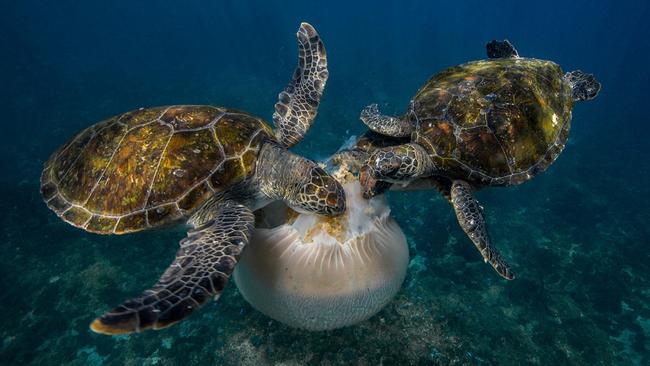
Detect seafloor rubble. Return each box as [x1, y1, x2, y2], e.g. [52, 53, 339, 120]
[1, 140, 648, 365]
[0, 80, 647, 364]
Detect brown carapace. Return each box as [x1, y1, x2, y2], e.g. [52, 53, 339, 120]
[411, 58, 573, 186]
[41, 106, 272, 235]
[353, 39, 600, 280]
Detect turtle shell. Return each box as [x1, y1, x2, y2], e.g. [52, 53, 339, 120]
[411, 58, 573, 186]
[41, 106, 273, 234]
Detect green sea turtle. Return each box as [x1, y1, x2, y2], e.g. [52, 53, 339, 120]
[355, 40, 601, 280]
[40, 23, 345, 334]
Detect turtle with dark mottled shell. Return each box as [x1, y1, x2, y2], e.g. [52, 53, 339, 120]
[352, 40, 601, 279]
[40, 23, 345, 334]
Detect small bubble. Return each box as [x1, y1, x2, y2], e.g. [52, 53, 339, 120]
[48, 276, 60, 284]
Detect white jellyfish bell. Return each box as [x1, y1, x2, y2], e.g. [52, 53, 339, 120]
[234, 144, 409, 331]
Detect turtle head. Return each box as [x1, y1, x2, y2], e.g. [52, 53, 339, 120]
[257, 143, 346, 217]
[564, 70, 601, 102]
[290, 165, 346, 216]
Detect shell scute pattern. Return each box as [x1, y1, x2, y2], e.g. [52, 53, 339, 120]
[177, 182, 214, 212]
[42, 106, 273, 234]
[147, 128, 222, 207]
[46, 117, 110, 185]
[85, 122, 172, 215]
[115, 211, 148, 233]
[147, 203, 181, 227]
[57, 120, 128, 205]
[412, 58, 572, 185]
[86, 215, 118, 233]
[160, 106, 224, 130]
[119, 107, 167, 129]
[209, 113, 272, 188]
[61, 206, 92, 228]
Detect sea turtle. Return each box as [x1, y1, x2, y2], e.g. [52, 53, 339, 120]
[40, 23, 346, 334]
[355, 40, 601, 280]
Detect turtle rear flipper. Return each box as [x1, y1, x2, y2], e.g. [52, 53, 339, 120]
[486, 39, 519, 59]
[564, 70, 601, 101]
[450, 180, 515, 280]
[273, 22, 329, 148]
[90, 201, 254, 334]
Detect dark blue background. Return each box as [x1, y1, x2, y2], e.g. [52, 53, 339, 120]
[1, 1, 649, 364]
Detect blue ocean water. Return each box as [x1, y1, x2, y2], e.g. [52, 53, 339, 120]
[1, 0, 649, 364]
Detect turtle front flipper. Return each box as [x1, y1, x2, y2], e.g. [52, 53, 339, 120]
[359, 143, 435, 198]
[329, 149, 369, 173]
[450, 180, 515, 280]
[329, 130, 412, 174]
[486, 39, 519, 59]
[90, 201, 254, 335]
[360, 104, 413, 138]
[273, 22, 329, 148]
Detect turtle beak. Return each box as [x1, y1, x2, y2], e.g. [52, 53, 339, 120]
[321, 174, 346, 216]
[308, 166, 346, 216]
[293, 166, 346, 217]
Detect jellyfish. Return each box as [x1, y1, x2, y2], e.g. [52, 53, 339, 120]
[234, 145, 409, 330]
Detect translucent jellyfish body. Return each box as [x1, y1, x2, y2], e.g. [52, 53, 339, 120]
[234, 163, 408, 330]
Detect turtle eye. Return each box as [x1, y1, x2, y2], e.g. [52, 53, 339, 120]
[295, 167, 346, 216]
[316, 171, 346, 216]
[320, 177, 346, 215]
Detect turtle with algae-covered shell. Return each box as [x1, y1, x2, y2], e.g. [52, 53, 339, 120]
[354, 40, 601, 279]
[40, 23, 346, 334]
